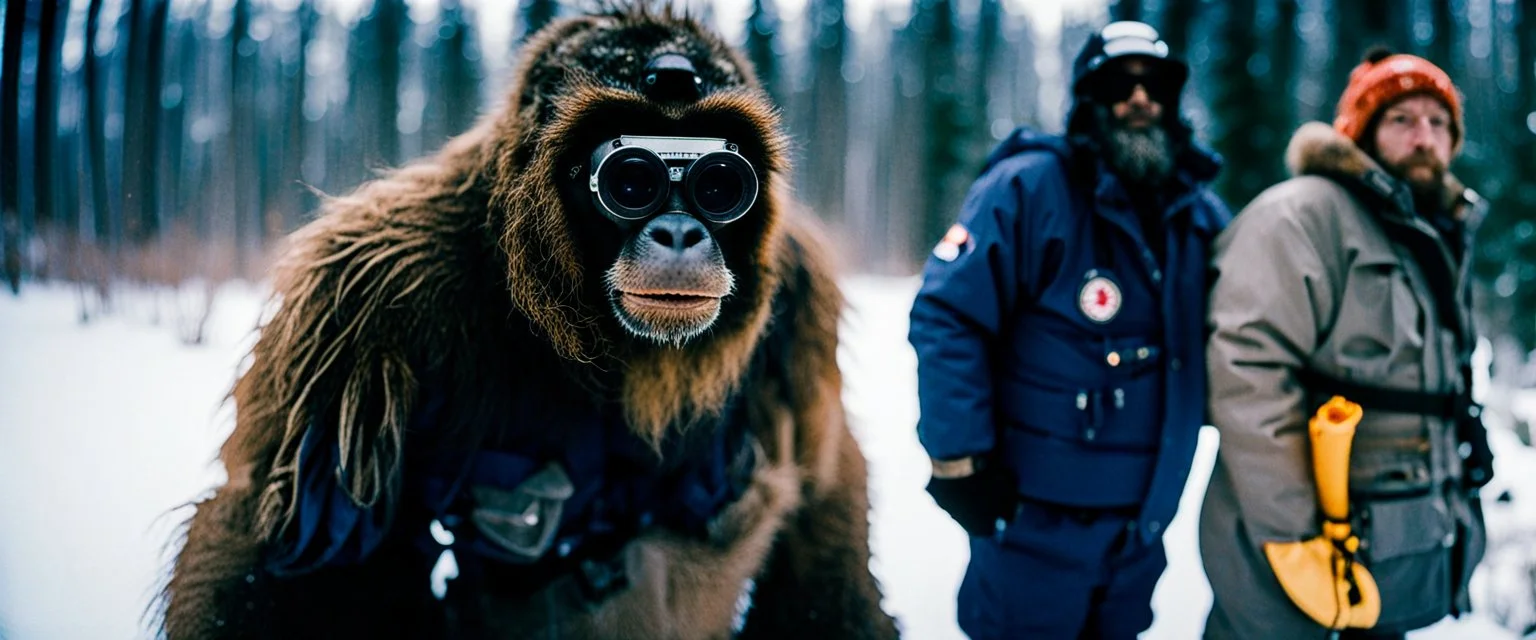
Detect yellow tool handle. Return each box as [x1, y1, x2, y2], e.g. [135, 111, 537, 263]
[1309, 396, 1363, 525]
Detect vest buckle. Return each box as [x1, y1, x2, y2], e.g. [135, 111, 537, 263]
[470, 462, 575, 563]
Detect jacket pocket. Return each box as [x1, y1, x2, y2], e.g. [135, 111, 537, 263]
[1333, 260, 1425, 380]
[1358, 492, 1453, 630]
[1348, 446, 1432, 499]
[999, 383, 1086, 442]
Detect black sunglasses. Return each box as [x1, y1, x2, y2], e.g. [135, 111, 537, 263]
[1089, 70, 1178, 105]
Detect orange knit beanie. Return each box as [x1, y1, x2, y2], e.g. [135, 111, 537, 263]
[1333, 48, 1463, 153]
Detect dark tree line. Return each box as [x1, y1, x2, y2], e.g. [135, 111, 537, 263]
[0, 0, 1532, 358]
[1107, 0, 1535, 360]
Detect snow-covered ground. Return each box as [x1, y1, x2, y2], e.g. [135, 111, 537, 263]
[1, 278, 1531, 639]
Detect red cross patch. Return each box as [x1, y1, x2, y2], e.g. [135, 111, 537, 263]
[1078, 275, 1122, 323]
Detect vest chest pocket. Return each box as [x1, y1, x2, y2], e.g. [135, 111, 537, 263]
[470, 461, 575, 563]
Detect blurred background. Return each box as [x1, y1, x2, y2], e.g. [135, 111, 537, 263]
[2, 1, 1536, 638]
[0, 0, 1532, 358]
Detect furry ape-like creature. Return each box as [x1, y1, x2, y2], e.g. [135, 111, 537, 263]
[159, 7, 897, 639]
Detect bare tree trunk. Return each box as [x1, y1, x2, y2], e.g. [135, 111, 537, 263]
[1210, 0, 1262, 208]
[159, 16, 193, 236]
[917, 0, 967, 258]
[1428, 0, 1455, 69]
[1329, 0, 1412, 108]
[517, 0, 559, 44]
[803, 0, 849, 231]
[1269, 0, 1299, 169]
[1110, 0, 1144, 22]
[123, 0, 169, 248]
[1, 0, 27, 293]
[279, 3, 316, 232]
[744, 0, 781, 103]
[85, 0, 115, 267]
[230, 0, 258, 275]
[33, 0, 65, 280]
[437, 1, 478, 142]
[1158, 0, 1199, 77]
[1506, 0, 1536, 351]
[344, 0, 406, 194]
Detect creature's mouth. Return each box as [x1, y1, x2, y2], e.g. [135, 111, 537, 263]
[611, 288, 726, 344]
[618, 290, 722, 312]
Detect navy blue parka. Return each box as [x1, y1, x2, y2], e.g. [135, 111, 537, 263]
[909, 127, 1230, 544]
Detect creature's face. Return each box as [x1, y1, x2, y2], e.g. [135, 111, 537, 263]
[588, 135, 759, 343]
[511, 12, 783, 350]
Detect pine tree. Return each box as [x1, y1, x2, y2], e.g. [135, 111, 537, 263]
[2, 0, 27, 292]
[122, 0, 169, 245]
[744, 0, 780, 102]
[84, 0, 115, 256]
[913, 0, 967, 259]
[801, 0, 849, 226]
[517, 0, 559, 45]
[1328, 0, 1412, 106]
[347, 0, 406, 181]
[1474, 0, 1536, 352]
[433, 0, 480, 146]
[33, 0, 65, 254]
[1110, 0, 1144, 22]
[230, 0, 260, 272]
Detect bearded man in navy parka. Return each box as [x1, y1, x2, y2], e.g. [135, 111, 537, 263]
[908, 21, 1232, 639]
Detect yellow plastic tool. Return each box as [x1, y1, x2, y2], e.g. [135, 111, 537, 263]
[1263, 395, 1381, 630]
[1311, 396, 1362, 522]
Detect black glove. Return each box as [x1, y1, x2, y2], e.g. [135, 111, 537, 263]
[926, 459, 1016, 538]
[1458, 404, 1495, 490]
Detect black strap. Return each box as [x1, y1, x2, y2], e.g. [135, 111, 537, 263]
[1294, 367, 1464, 421]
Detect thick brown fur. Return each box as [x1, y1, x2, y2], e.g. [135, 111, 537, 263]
[160, 5, 896, 639]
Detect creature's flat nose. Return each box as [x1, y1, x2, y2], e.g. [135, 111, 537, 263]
[643, 213, 710, 255]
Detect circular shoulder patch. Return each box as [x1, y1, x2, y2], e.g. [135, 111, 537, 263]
[1078, 275, 1122, 324]
[932, 224, 971, 262]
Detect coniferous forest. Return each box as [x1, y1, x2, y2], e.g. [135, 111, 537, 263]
[0, 0, 1533, 370]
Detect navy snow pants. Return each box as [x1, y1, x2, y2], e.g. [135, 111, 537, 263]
[957, 499, 1166, 640]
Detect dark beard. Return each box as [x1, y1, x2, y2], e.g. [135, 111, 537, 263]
[1382, 152, 1449, 215]
[1094, 106, 1174, 187]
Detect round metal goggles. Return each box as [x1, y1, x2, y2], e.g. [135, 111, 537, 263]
[588, 136, 759, 225]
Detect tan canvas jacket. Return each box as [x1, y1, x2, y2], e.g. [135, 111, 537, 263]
[1199, 122, 1487, 638]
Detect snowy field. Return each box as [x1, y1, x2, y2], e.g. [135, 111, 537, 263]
[1, 277, 1532, 639]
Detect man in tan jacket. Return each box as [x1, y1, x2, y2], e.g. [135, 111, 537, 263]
[1201, 49, 1493, 639]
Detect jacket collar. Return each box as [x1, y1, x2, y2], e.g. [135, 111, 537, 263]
[1283, 122, 1478, 222]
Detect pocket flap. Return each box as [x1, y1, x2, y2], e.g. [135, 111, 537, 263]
[1362, 493, 1451, 562]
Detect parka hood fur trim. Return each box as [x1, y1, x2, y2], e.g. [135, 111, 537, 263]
[1284, 121, 1468, 214]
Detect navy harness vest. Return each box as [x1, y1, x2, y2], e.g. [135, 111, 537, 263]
[998, 159, 1213, 511]
[264, 375, 757, 602]
[998, 204, 1166, 508]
